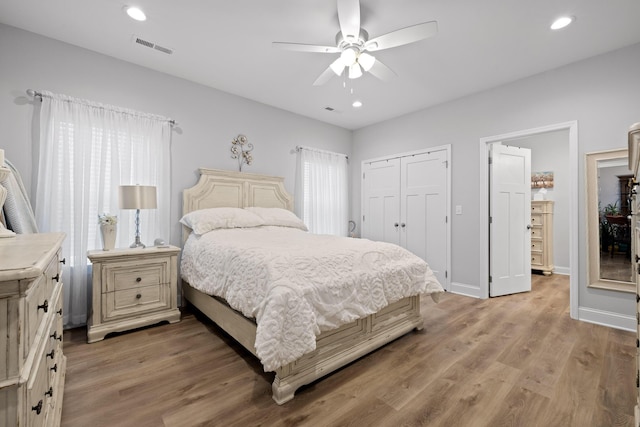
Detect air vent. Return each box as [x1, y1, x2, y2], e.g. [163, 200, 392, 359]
[133, 35, 174, 55]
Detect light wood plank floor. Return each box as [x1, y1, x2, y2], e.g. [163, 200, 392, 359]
[62, 274, 635, 426]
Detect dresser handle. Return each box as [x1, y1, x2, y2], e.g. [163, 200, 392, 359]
[46, 349, 55, 359]
[52, 273, 60, 282]
[136, 293, 142, 299]
[60, 258, 66, 265]
[51, 363, 58, 373]
[45, 387, 53, 398]
[136, 277, 142, 282]
[32, 400, 43, 414]
[50, 331, 62, 342]
[57, 308, 63, 316]
[38, 300, 49, 313]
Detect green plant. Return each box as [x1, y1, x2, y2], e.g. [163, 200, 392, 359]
[602, 201, 620, 216]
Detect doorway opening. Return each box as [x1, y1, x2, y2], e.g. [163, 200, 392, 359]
[479, 121, 578, 319]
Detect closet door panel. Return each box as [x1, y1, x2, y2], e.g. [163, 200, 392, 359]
[401, 152, 448, 285]
[362, 159, 401, 245]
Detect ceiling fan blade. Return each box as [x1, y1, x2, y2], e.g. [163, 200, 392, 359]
[365, 21, 438, 52]
[272, 42, 340, 53]
[313, 63, 340, 86]
[337, 0, 360, 41]
[367, 59, 397, 82]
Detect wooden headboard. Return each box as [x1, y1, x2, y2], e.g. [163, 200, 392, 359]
[182, 168, 293, 243]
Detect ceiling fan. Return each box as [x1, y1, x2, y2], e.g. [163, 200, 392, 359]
[272, 0, 438, 86]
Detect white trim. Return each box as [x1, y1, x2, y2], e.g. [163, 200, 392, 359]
[553, 266, 570, 275]
[361, 144, 452, 291]
[577, 306, 635, 332]
[450, 282, 481, 298]
[479, 121, 579, 320]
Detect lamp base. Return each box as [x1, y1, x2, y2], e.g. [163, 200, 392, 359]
[129, 241, 146, 248]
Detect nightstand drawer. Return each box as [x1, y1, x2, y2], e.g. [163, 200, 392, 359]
[531, 253, 543, 266]
[103, 283, 171, 321]
[102, 259, 169, 293]
[25, 275, 47, 355]
[531, 213, 543, 226]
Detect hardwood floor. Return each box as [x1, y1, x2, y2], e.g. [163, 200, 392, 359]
[61, 274, 636, 426]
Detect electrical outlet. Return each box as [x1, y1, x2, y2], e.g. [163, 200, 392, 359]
[455, 205, 463, 215]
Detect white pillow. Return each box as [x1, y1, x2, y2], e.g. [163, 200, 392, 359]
[180, 207, 264, 235]
[245, 207, 308, 231]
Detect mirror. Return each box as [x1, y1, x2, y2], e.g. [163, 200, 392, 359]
[586, 148, 635, 292]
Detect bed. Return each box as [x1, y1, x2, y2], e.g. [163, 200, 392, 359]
[180, 168, 443, 404]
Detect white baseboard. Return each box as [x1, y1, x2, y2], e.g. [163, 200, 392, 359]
[553, 266, 570, 275]
[578, 306, 635, 332]
[450, 282, 481, 298]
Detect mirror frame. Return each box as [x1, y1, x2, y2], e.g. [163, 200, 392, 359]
[586, 148, 635, 293]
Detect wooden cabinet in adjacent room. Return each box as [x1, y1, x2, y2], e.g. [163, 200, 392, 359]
[531, 200, 554, 275]
[0, 232, 66, 427]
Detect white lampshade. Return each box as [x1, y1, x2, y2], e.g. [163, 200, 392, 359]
[348, 63, 363, 79]
[340, 47, 357, 67]
[119, 185, 157, 210]
[358, 52, 376, 71]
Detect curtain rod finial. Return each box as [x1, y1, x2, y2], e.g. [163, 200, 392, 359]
[26, 89, 36, 97]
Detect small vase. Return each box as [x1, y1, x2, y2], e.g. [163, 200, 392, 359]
[100, 224, 117, 251]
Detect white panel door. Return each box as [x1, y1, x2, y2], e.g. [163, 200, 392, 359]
[400, 152, 448, 286]
[490, 144, 532, 297]
[362, 158, 401, 245]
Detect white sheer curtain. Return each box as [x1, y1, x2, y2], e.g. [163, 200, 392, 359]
[34, 91, 172, 327]
[295, 146, 348, 236]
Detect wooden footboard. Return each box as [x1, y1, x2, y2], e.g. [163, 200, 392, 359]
[183, 282, 423, 404]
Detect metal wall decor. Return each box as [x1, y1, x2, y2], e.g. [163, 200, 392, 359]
[230, 134, 253, 171]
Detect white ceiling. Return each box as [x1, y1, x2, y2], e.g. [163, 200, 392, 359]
[2, 0, 640, 130]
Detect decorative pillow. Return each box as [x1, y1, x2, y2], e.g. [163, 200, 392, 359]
[245, 207, 308, 231]
[180, 207, 264, 235]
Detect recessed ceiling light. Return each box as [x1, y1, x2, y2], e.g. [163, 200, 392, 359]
[550, 16, 574, 30]
[352, 101, 363, 108]
[126, 6, 147, 22]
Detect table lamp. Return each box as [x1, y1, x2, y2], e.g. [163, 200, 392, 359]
[119, 185, 157, 248]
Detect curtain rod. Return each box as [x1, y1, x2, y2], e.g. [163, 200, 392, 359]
[296, 145, 348, 160]
[25, 89, 178, 126]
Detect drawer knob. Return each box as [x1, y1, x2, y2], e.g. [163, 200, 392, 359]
[38, 300, 49, 313]
[136, 277, 142, 282]
[60, 258, 66, 265]
[52, 273, 60, 282]
[46, 349, 55, 359]
[51, 363, 58, 373]
[57, 308, 63, 316]
[136, 293, 142, 299]
[45, 387, 53, 398]
[32, 400, 43, 415]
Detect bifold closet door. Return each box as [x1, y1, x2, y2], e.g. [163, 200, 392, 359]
[400, 152, 448, 286]
[361, 158, 401, 245]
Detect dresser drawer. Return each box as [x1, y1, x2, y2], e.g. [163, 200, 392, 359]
[102, 259, 170, 293]
[44, 248, 63, 299]
[25, 276, 47, 355]
[531, 240, 544, 253]
[102, 283, 171, 321]
[531, 213, 544, 226]
[27, 344, 50, 427]
[47, 296, 64, 386]
[530, 227, 543, 239]
[531, 253, 543, 266]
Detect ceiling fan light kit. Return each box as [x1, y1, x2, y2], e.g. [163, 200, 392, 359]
[273, 0, 438, 86]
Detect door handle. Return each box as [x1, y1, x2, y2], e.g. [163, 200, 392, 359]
[401, 223, 406, 228]
[394, 223, 399, 228]
[526, 224, 532, 230]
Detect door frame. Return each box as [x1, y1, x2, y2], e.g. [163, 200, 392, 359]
[361, 144, 451, 291]
[478, 121, 578, 319]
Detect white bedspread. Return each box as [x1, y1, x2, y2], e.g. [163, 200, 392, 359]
[181, 226, 444, 371]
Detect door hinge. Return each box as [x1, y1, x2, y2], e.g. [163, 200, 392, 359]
[444, 160, 449, 168]
[445, 215, 448, 223]
[489, 275, 492, 283]
[489, 216, 493, 224]
[362, 215, 365, 222]
[488, 156, 493, 165]
[445, 271, 448, 278]
[363, 172, 365, 179]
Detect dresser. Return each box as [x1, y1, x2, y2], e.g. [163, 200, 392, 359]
[87, 245, 181, 343]
[530, 200, 554, 275]
[0, 232, 66, 427]
[628, 121, 640, 427]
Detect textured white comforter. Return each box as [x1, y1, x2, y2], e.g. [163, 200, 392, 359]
[180, 226, 444, 371]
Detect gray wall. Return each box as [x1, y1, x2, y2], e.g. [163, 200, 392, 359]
[352, 42, 640, 324]
[0, 24, 352, 246]
[509, 130, 570, 274]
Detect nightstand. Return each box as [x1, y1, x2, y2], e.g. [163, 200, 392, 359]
[87, 245, 181, 343]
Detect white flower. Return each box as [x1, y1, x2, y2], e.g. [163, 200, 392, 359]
[98, 213, 118, 225]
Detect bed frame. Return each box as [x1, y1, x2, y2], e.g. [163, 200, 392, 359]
[181, 168, 424, 404]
